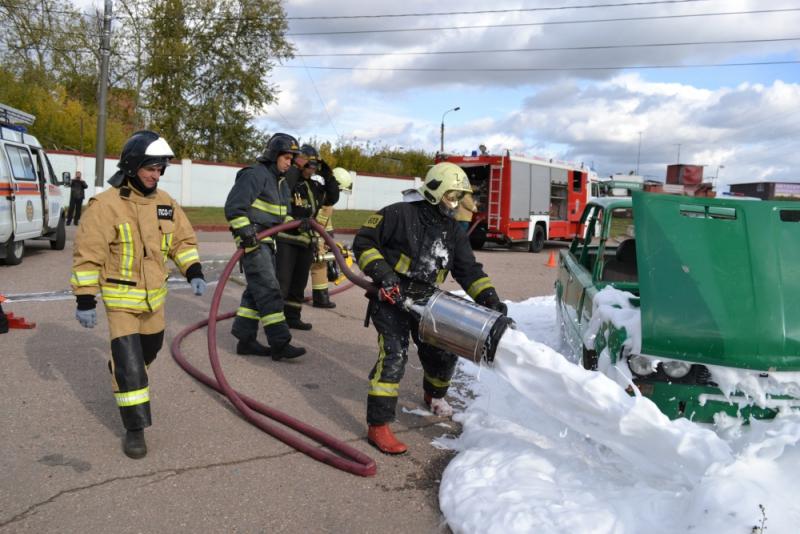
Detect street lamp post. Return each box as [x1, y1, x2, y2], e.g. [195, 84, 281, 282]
[440, 106, 460, 153]
[714, 165, 725, 188]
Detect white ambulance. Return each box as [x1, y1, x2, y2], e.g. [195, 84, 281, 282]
[0, 103, 68, 265]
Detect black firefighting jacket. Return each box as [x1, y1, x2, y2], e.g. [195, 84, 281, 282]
[278, 167, 340, 248]
[224, 161, 291, 244]
[353, 200, 496, 302]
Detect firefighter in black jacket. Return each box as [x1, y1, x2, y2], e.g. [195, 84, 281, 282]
[353, 162, 508, 455]
[224, 133, 306, 361]
[276, 144, 339, 330]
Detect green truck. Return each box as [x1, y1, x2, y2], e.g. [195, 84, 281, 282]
[555, 191, 800, 422]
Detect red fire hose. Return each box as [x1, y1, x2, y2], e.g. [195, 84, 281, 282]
[171, 219, 378, 476]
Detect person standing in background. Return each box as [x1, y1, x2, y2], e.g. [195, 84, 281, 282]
[309, 167, 350, 309]
[66, 171, 88, 225]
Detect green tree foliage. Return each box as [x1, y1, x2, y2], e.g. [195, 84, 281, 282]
[317, 139, 434, 178]
[139, 0, 293, 161]
[0, 66, 128, 153]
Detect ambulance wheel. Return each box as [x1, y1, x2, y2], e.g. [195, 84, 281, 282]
[529, 225, 545, 253]
[50, 215, 66, 250]
[4, 237, 24, 265]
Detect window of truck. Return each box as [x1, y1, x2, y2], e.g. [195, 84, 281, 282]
[5, 145, 36, 180]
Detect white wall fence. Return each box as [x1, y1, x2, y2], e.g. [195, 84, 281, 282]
[48, 151, 422, 211]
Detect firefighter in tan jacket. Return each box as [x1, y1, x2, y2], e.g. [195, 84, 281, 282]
[71, 131, 205, 459]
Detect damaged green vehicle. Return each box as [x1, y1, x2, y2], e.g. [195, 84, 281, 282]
[555, 191, 800, 422]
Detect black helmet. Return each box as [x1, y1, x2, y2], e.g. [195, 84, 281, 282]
[299, 144, 319, 167]
[109, 130, 174, 186]
[258, 133, 301, 163]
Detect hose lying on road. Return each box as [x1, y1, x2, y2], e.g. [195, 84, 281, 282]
[171, 219, 378, 477]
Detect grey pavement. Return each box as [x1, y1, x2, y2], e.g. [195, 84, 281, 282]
[0, 225, 558, 534]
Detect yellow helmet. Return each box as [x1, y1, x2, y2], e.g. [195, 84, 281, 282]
[332, 167, 353, 192]
[420, 162, 471, 205]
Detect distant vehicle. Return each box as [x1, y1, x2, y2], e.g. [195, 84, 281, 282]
[590, 175, 645, 198]
[0, 103, 68, 265]
[437, 152, 590, 252]
[556, 192, 800, 422]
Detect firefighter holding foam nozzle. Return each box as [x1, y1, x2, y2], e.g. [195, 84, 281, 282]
[275, 144, 339, 329]
[309, 166, 352, 309]
[224, 133, 306, 361]
[71, 130, 206, 459]
[353, 161, 508, 455]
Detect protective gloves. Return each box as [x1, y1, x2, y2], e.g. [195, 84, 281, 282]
[190, 278, 206, 296]
[378, 272, 403, 306]
[76, 309, 97, 328]
[477, 289, 508, 316]
[234, 224, 259, 250]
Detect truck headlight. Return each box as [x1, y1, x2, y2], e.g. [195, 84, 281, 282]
[661, 360, 691, 378]
[628, 355, 656, 377]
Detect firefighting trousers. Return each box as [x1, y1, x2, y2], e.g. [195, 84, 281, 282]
[231, 242, 291, 349]
[276, 241, 313, 321]
[366, 299, 458, 425]
[310, 260, 328, 291]
[106, 307, 165, 430]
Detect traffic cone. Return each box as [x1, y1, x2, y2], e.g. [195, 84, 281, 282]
[545, 250, 557, 268]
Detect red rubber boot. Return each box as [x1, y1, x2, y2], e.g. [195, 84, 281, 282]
[367, 424, 408, 455]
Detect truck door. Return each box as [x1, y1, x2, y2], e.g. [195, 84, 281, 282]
[30, 147, 61, 230]
[4, 143, 42, 239]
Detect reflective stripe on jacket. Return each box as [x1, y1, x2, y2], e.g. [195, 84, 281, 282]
[71, 185, 200, 313]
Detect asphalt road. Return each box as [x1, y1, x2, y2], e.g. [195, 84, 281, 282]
[0, 226, 559, 534]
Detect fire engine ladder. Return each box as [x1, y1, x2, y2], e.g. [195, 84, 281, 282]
[487, 164, 503, 230]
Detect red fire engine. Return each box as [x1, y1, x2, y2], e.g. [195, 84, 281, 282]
[438, 152, 590, 252]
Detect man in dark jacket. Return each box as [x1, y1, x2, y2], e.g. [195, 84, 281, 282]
[66, 171, 88, 225]
[276, 144, 339, 330]
[353, 162, 508, 455]
[224, 133, 306, 361]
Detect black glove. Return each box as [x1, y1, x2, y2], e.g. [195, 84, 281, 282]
[234, 225, 259, 250]
[298, 218, 312, 233]
[378, 272, 403, 305]
[318, 159, 333, 179]
[477, 289, 508, 316]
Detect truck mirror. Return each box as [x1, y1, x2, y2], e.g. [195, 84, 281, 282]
[62, 171, 71, 185]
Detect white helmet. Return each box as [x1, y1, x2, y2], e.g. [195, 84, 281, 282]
[420, 162, 471, 205]
[332, 167, 353, 192]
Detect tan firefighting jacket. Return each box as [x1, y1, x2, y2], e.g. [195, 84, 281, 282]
[71, 185, 200, 313]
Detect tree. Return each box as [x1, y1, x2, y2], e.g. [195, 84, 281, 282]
[141, 0, 294, 161]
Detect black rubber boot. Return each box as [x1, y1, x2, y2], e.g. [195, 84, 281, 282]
[271, 343, 306, 361]
[312, 289, 336, 309]
[287, 318, 312, 331]
[123, 429, 147, 459]
[236, 338, 271, 356]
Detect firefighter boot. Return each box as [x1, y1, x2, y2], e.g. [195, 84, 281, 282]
[236, 338, 271, 357]
[287, 317, 313, 331]
[367, 424, 408, 455]
[123, 429, 147, 459]
[312, 289, 336, 309]
[424, 393, 454, 417]
[271, 343, 306, 361]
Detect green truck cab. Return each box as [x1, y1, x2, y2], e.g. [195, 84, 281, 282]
[555, 191, 800, 422]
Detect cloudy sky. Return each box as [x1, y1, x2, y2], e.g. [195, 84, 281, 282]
[255, 0, 800, 184]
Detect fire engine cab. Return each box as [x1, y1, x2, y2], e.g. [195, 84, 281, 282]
[0, 103, 68, 265]
[438, 152, 590, 252]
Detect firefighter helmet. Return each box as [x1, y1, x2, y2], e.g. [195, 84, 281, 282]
[258, 133, 301, 163]
[419, 162, 471, 205]
[332, 167, 352, 192]
[108, 130, 174, 186]
[300, 144, 319, 168]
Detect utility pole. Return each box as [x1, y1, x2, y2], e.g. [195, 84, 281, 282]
[94, 0, 112, 187]
[636, 131, 642, 175]
[674, 143, 682, 164]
